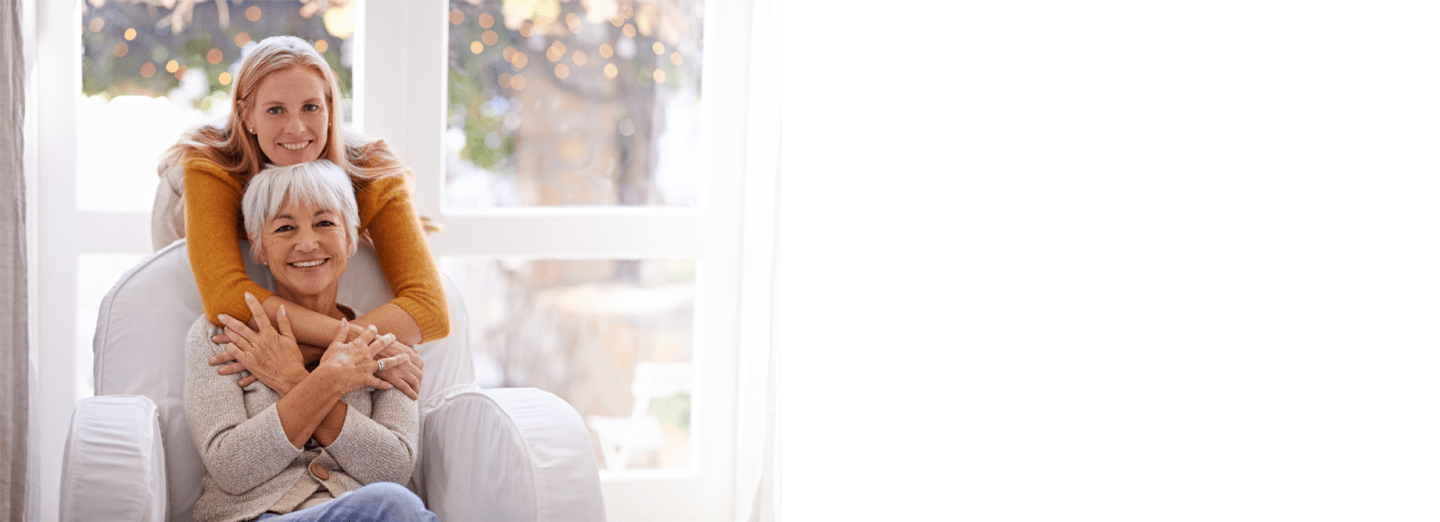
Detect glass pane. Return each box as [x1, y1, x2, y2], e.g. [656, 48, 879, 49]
[441, 257, 695, 470]
[445, 0, 704, 208]
[79, 0, 356, 212]
[76, 254, 148, 398]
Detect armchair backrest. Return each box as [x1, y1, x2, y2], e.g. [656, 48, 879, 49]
[92, 239, 474, 521]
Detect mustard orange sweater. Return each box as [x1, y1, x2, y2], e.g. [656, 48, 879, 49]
[183, 154, 449, 343]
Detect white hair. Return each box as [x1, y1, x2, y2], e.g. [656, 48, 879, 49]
[242, 159, 360, 262]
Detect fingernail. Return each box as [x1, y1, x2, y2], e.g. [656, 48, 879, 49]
[244, 292, 254, 300]
[279, 305, 286, 317]
[218, 314, 230, 322]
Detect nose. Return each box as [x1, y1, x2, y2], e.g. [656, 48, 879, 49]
[282, 113, 307, 135]
[293, 226, 320, 252]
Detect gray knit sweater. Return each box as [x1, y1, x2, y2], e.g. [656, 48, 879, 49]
[183, 317, 418, 522]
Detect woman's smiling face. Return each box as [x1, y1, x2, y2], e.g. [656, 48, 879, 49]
[244, 66, 330, 167]
[258, 196, 350, 302]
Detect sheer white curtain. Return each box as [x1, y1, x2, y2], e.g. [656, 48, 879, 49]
[0, 0, 27, 519]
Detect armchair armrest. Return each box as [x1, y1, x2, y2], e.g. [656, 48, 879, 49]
[415, 385, 605, 522]
[60, 395, 168, 522]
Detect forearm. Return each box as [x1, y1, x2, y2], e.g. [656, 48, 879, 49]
[275, 367, 345, 449]
[261, 295, 421, 347]
[312, 402, 347, 446]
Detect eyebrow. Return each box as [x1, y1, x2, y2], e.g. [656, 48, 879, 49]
[260, 97, 324, 106]
[271, 209, 334, 221]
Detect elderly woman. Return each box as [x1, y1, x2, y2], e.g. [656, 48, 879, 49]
[184, 160, 436, 522]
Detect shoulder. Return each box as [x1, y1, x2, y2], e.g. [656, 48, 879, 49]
[182, 155, 243, 187]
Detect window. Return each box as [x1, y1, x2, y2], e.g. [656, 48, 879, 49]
[36, 1, 760, 519]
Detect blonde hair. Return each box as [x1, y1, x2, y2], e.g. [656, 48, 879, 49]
[161, 36, 407, 183]
[242, 160, 360, 263]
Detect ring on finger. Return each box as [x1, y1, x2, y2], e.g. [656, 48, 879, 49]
[378, 359, 387, 371]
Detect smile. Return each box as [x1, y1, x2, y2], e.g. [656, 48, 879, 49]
[280, 141, 311, 150]
[289, 259, 327, 268]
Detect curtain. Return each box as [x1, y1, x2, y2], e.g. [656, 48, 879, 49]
[0, 0, 27, 519]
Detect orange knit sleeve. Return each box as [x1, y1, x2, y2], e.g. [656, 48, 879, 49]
[356, 174, 450, 342]
[183, 157, 275, 325]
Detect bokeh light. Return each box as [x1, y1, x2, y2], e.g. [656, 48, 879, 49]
[246, 6, 262, 22]
[510, 74, 526, 90]
[235, 32, 251, 47]
[478, 12, 495, 29]
[670, 52, 683, 66]
[572, 50, 588, 65]
[206, 48, 222, 64]
[555, 63, 570, 80]
[165, 60, 179, 73]
[139, 62, 155, 78]
[449, 9, 464, 25]
[219, 72, 232, 85]
[604, 63, 617, 79]
[653, 69, 666, 83]
[653, 42, 664, 54]
[482, 29, 498, 46]
[89, 17, 104, 32]
[623, 24, 636, 38]
[470, 41, 484, 54]
[112, 42, 128, 58]
[599, 43, 614, 58]
[124, 28, 136, 41]
[314, 40, 328, 53]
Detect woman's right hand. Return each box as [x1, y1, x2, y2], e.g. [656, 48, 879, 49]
[317, 321, 406, 395]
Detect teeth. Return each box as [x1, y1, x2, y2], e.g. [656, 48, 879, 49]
[291, 259, 325, 268]
[281, 141, 309, 150]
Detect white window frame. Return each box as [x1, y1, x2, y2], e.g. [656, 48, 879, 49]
[32, 1, 774, 520]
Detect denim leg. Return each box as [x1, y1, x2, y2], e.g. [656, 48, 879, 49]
[255, 482, 437, 522]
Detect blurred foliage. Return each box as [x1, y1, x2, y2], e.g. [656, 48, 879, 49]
[447, 0, 703, 173]
[81, 0, 352, 111]
[654, 391, 691, 433]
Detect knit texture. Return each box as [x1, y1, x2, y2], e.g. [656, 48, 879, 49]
[184, 317, 418, 522]
[182, 153, 449, 342]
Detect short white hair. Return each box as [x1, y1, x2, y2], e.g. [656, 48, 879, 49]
[242, 159, 359, 262]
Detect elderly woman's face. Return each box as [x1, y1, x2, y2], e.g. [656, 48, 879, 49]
[258, 197, 349, 299]
[244, 67, 329, 167]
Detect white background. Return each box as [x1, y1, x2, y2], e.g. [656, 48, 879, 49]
[778, 0, 1440, 520]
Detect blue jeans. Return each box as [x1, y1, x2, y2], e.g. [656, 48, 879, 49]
[255, 482, 437, 522]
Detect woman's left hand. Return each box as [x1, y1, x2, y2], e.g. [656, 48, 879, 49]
[374, 340, 424, 400]
[217, 293, 308, 396]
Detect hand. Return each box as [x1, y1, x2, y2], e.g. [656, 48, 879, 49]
[317, 322, 397, 395]
[216, 293, 308, 396]
[374, 339, 424, 400]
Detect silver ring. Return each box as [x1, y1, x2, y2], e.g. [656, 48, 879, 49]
[377, 359, 386, 371]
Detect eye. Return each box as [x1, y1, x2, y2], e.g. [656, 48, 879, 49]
[317, 220, 336, 228]
[304, 104, 321, 112]
[266, 106, 282, 115]
[272, 224, 294, 233]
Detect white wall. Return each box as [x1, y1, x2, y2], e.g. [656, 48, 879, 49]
[778, 1, 1440, 519]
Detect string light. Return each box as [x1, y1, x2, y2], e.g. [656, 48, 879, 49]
[314, 40, 328, 53]
[449, 9, 464, 25]
[471, 41, 484, 54]
[479, 12, 495, 29]
[599, 43, 613, 58]
[206, 48, 223, 64]
[124, 28, 136, 41]
[219, 72, 232, 85]
[652, 42, 664, 54]
[622, 24, 636, 38]
[235, 32, 251, 47]
[246, 6, 262, 22]
[653, 69, 666, 83]
[554, 63, 569, 79]
[89, 17, 104, 32]
[140, 62, 155, 78]
[572, 50, 588, 65]
[510, 74, 527, 90]
[604, 63, 617, 79]
[166, 60, 179, 73]
[482, 30, 499, 46]
[113, 42, 128, 58]
[670, 52, 682, 66]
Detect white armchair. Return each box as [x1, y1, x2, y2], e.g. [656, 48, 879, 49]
[58, 240, 605, 521]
